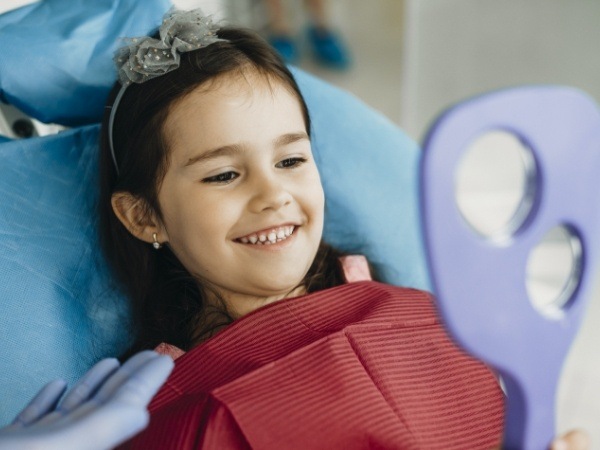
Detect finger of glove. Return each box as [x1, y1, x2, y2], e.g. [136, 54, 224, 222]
[58, 358, 120, 413]
[93, 351, 165, 404]
[48, 403, 150, 450]
[59, 354, 173, 426]
[10, 379, 67, 427]
[109, 354, 174, 408]
[65, 355, 174, 450]
[55, 355, 174, 436]
[32, 359, 120, 427]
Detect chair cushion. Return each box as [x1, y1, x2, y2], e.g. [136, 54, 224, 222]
[0, 126, 130, 424]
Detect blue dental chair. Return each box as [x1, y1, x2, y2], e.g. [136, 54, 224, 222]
[0, 0, 429, 425]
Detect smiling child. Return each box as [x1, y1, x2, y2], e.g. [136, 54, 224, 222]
[100, 8, 504, 449]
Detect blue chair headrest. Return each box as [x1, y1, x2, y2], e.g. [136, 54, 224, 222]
[0, 126, 130, 424]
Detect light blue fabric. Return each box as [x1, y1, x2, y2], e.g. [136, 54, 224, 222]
[0, 1, 430, 427]
[0, 127, 130, 426]
[0, 0, 171, 126]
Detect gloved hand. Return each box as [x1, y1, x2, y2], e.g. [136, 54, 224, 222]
[0, 350, 173, 450]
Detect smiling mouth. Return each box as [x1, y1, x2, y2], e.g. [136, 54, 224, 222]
[236, 226, 296, 245]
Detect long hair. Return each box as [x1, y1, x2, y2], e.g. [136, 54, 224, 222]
[99, 27, 346, 357]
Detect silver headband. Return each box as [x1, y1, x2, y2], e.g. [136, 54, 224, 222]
[108, 8, 225, 175]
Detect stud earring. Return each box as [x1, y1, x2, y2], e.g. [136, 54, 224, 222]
[152, 232, 162, 250]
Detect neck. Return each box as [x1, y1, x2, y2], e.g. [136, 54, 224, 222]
[211, 285, 308, 320]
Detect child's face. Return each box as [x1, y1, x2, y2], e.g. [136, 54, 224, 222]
[156, 72, 324, 312]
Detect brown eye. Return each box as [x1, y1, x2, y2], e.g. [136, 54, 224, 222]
[202, 171, 239, 184]
[276, 157, 307, 169]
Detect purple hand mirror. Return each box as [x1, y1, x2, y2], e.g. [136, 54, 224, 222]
[420, 86, 600, 449]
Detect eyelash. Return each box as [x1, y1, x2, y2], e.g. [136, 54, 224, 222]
[276, 157, 307, 169]
[201, 157, 308, 184]
[202, 171, 239, 184]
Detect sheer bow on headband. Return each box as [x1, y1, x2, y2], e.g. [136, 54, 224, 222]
[114, 7, 225, 85]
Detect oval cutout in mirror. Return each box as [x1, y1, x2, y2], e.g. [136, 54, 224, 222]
[455, 130, 537, 240]
[526, 225, 582, 319]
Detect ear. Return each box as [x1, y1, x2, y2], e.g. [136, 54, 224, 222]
[111, 192, 167, 245]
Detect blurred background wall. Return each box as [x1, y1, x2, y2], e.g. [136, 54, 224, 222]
[402, 0, 600, 140]
[175, 0, 405, 129]
[178, 0, 600, 141]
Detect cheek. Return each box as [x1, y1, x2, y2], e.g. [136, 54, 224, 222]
[161, 186, 243, 249]
[157, 184, 209, 245]
[168, 202, 220, 242]
[302, 169, 326, 226]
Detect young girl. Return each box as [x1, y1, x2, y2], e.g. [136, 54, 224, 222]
[101, 8, 499, 450]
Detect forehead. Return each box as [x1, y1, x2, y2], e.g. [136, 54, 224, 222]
[163, 69, 305, 154]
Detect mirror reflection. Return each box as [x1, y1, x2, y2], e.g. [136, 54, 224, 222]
[526, 225, 583, 319]
[455, 130, 537, 240]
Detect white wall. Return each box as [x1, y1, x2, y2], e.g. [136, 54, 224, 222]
[0, 0, 38, 15]
[401, 0, 600, 140]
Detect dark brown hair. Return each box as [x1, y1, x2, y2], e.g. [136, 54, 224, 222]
[99, 27, 346, 357]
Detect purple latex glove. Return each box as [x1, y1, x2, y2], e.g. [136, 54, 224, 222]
[0, 351, 173, 450]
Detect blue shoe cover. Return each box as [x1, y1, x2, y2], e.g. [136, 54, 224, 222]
[307, 26, 351, 69]
[268, 34, 299, 64]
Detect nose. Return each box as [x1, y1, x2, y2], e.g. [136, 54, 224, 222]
[247, 170, 293, 213]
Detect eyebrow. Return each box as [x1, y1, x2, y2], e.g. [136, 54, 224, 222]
[274, 131, 309, 147]
[184, 132, 309, 168]
[184, 144, 243, 167]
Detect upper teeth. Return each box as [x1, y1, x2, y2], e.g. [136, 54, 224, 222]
[239, 226, 295, 245]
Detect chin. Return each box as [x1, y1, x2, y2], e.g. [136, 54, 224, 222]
[252, 277, 306, 297]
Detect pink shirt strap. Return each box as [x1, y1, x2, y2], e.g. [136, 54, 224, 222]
[154, 255, 372, 360]
[339, 255, 372, 283]
[154, 342, 186, 361]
